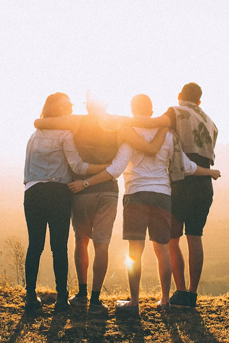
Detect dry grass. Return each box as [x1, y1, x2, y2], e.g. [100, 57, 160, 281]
[0, 286, 229, 342]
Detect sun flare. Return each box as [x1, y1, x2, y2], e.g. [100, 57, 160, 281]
[125, 255, 134, 271]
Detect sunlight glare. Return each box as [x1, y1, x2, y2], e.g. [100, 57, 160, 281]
[125, 254, 134, 271]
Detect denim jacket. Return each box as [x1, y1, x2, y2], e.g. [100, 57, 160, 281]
[24, 130, 89, 185]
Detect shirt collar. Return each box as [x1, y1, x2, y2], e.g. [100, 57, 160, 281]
[179, 100, 197, 107]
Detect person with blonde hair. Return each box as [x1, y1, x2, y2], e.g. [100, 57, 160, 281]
[34, 93, 168, 314]
[24, 92, 108, 311]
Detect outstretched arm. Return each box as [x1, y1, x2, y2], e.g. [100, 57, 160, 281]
[34, 115, 82, 135]
[118, 126, 169, 156]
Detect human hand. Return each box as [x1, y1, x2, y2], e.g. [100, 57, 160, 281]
[210, 169, 221, 180]
[68, 180, 84, 193]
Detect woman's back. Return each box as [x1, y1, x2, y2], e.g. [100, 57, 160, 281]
[24, 129, 88, 185]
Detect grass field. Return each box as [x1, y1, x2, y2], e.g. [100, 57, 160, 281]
[1, 286, 229, 342]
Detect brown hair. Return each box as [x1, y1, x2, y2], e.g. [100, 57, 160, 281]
[41, 92, 73, 118]
[181, 83, 202, 104]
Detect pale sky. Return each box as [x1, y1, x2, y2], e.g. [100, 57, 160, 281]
[1, 0, 229, 170]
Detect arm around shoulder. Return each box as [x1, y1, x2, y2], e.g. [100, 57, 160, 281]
[34, 115, 82, 134]
[129, 113, 171, 129]
[68, 170, 113, 193]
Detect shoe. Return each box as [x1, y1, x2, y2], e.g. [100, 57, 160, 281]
[25, 293, 42, 311]
[116, 300, 139, 314]
[156, 300, 171, 313]
[69, 294, 88, 307]
[190, 292, 197, 308]
[88, 300, 108, 314]
[55, 292, 70, 312]
[55, 298, 70, 312]
[170, 290, 190, 308]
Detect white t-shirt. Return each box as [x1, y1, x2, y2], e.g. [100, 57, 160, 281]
[106, 128, 197, 196]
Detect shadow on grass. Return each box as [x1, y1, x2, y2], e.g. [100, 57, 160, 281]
[85, 312, 108, 342]
[7, 308, 43, 343]
[161, 308, 220, 343]
[47, 307, 108, 342]
[115, 311, 145, 343]
[46, 310, 70, 342]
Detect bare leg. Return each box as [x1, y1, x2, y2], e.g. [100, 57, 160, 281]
[187, 235, 203, 293]
[169, 237, 186, 291]
[127, 240, 145, 306]
[153, 242, 172, 304]
[74, 236, 89, 284]
[92, 243, 109, 292]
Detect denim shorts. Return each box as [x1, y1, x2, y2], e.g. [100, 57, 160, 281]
[123, 191, 171, 244]
[72, 192, 118, 244]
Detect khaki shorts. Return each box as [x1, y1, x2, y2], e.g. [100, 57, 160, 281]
[72, 192, 118, 244]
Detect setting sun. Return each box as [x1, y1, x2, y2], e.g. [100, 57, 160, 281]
[0, 4, 229, 343]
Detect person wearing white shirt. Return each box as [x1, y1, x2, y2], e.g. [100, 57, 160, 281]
[69, 94, 220, 313]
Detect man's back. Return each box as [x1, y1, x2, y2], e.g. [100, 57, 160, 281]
[123, 128, 173, 195]
[164, 100, 217, 190]
[74, 115, 119, 164]
[173, 101, 217, 163]
[166, 83, 218, 309]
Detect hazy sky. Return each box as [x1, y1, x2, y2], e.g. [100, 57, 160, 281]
[1, 0, 229, 169]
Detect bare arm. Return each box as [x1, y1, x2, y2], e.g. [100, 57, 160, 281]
[34, 115, 82, 135]
[68, 143, 133, 193]
[86, 164, 109, 174]
[118, 126, 169, 156]
[63, 131, 109, 176]
[180, 144, 221, 180]
[68, 170, 113, 193]
[121, 113, 171, 129]
[193, 166, 221, 180]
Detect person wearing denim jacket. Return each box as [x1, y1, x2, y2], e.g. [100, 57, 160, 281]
[24, 93, 108, 312]
[24, 129, 89, 185]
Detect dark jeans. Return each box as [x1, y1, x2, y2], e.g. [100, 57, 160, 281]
[24, 182, 72, 296]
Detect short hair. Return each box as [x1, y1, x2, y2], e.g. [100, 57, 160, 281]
[130, 94, 152, 117]
[181, 83, 202, 104]
[41, 92, 72, 118]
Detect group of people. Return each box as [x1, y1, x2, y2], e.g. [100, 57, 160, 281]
[23, 82, 220, 314]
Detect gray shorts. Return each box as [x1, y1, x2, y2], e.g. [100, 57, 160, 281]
[123, 191, 171, 244]
[72, 192, 118, 244]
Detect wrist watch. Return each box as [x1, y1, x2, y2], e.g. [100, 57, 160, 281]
[83, 179, 90, 188]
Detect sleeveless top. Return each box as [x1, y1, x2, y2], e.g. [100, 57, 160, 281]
[74, 115, 119, 194]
